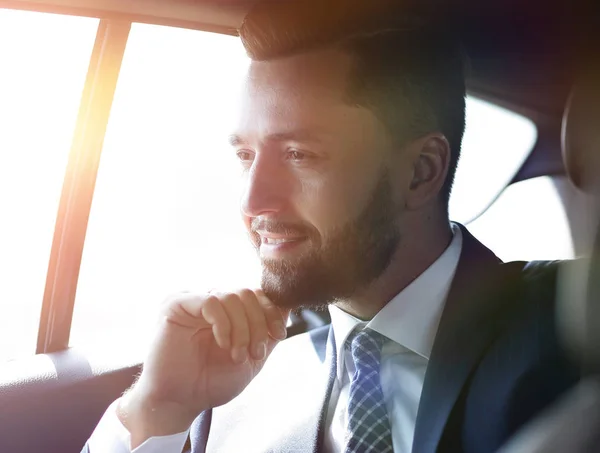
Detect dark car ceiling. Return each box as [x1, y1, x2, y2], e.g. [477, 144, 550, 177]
[3, 0, 597, 180]
[459, 1, 585, 117]
[450, 0, 597, 181]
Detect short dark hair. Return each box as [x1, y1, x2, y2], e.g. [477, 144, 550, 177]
[239, 1, 466, 208]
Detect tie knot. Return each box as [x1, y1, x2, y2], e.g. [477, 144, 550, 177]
[349, 328, 387, 369]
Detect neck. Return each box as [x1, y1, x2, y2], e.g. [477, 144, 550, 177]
[335, 215, 453, 320]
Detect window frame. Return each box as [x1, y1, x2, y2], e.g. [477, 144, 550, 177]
[35, 18, 131, 354]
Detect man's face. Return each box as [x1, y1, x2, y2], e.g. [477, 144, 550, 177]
[230, 48, 411, 309]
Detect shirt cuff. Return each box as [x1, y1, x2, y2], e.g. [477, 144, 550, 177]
[87, 398, 190, 453]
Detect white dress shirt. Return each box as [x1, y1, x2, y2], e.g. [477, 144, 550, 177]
[88, 224, 462, 453]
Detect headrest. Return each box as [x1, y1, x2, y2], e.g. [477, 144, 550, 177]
[562, 62, 600, 194]
[558, 55, 600, 374]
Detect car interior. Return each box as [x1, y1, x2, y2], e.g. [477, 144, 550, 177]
[0, 0, 597, 452]
[498, 56, 600, 453]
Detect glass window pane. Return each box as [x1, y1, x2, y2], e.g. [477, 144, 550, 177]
[70, 24, 253, 351]
[467, 176, 574, 262]
[0, 9, 98, 362]
[449, 97, 537, 223]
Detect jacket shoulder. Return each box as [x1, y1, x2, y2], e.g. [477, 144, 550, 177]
[460, 259, 580, 452]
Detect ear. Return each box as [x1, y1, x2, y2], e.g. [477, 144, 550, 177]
[405, 133, 451, 210]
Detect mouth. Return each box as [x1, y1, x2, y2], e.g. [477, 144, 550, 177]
[256, 231, 308, 255]
[261, 236, 305, 245]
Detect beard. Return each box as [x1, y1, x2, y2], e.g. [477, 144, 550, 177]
[250, 169, 401, 310]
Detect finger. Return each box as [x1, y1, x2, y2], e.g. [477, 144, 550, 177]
[199, 295, 231, 349]
[238, 290, 269, 360]
[174, 293, 214, 318]
[221, 293, 251, 364]
[166, 293, 215, 330]
[254, 289, 289, 340]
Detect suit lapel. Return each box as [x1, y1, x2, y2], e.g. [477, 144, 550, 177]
[200, 326, 336, 453]
[304, 326, 337, 453]
[412, 226, 525, 453]
[277, 326, 337, 453]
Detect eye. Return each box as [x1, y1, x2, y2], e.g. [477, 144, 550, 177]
[286, 149, 306, 161]
[236, 150, 254, 163]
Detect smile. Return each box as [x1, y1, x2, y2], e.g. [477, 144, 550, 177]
[257, 232, 308, 256]
[261, 237, 304, 245]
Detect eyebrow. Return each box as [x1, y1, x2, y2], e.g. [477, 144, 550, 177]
[228, 129, 327, 147]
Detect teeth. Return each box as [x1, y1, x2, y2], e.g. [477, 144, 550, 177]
[264, 237, 295, 244]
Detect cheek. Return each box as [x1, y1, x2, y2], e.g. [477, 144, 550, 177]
[296, 170, 375, 236]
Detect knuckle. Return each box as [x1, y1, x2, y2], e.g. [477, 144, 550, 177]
[204, 293, 220, 305]
[202, 295, 221, 314]
[220, 292, 240, 306]
[160, 292, 192, 314]
[255, 291, 274, 309]
[237, 288, 255, 301]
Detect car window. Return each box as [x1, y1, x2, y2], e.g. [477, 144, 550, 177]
[449, 97, 575, 262]
[450, 97, 538, 223]
[467, 176, 574, 261]
[70, 24, 255, 351]
[0, 9, 98, 362]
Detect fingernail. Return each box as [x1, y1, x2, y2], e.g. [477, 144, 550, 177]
[273, 321, 287, 339]
[253, 342, 266, 360]
[232, 347, 248, 364]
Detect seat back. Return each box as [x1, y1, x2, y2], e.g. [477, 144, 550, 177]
[498, 46, 600, 453]
[559, 58, 600, 371]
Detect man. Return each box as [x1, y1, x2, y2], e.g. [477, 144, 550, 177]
[84, 2, 578, 452]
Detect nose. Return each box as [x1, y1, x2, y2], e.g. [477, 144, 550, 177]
[241, 153, 291, 218]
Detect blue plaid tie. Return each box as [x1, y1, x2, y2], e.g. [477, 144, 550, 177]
[344, 328, 394, 453]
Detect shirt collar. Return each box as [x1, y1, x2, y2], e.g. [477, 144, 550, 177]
[328, 223, 463, 377]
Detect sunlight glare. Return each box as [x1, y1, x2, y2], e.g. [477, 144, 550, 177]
[0, 9, 98, 362]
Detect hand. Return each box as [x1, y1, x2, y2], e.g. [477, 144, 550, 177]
[118, 289, 289, 448]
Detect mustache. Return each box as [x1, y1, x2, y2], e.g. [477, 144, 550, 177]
[251, 218, 310, 236]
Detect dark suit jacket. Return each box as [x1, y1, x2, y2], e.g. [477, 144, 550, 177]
[83, 226, 580, 452]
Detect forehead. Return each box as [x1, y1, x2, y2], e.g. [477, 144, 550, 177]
[235, 48, 359, 136]
[233, 47, 391, 153]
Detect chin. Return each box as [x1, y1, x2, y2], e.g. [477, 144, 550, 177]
[260, 270, 341, 312]
[261, 280, 306, 309]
